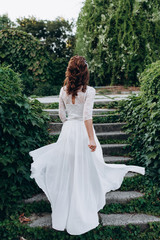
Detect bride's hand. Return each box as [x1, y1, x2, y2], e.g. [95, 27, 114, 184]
[88, 139, 97, 152]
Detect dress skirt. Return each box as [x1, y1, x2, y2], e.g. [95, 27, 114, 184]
[29, 119, 145, 235]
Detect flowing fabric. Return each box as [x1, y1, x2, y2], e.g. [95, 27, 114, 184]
[29, 85, 145, 235]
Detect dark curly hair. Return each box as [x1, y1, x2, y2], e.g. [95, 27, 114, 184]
[63, 55, 89, 96]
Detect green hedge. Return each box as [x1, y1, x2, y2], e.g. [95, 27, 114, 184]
[0, 66, 51, 219]
[118, 60, 160, 187]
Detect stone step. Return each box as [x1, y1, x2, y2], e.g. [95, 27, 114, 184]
[24, 193, 47, 203]
[102, 143, 130, 156]
[32, 93, 137, 105]
[104, 156, 132, 163]
[94, 123, 126, 132]
[97, 131, 129, 141]
[99, 213, 160, 230]
[24, 191, 144, 205]
[48, 122, 126, 133]
[43, 108, 116, 115]
[28, 213, 160, 230]
[106, 191, 144, 204]
[125, 172, 138, 178]
[94, 100, 117, 105]
[49, 113, 120, 121]
[28, 213, 51, 228]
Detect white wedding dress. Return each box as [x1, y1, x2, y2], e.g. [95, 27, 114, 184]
[29, 85, 145, 235]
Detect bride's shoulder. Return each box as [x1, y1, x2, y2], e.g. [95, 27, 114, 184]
[60, 85, 67, 94]
[86, 85, 96, 94]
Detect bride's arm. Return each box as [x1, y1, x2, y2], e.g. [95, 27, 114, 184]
[58, 87, 66, 123]
[84, 119, 96, 152]
[83, 87, 96, 152]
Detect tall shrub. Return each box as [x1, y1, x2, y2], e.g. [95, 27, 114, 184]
[0, 29, 53, 95]
[75, 0, 160, 86]
[118, 60, 160, 187]
[0, 66, 51, 219]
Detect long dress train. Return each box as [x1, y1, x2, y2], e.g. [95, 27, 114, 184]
[29, 85, 145, 235]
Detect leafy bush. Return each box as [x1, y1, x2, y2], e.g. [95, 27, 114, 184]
[75, 0, 160, 86]
[0, 66, 51, 219]
[0, 29, 53, 95]
[33, 57, 68, 96]
[0, 66, 23, 99]
[0, 29, 68, 96]
[118, 60, 160, 186]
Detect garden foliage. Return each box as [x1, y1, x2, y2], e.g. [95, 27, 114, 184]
[0, 29, 67, 96]
[75, 0, 160, 86]
[0, 29, 52, 95]
[0, 66, 51, 219]
[118, 60, 160, 186]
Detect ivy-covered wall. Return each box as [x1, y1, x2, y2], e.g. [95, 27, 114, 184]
[75, 0, 160, 86]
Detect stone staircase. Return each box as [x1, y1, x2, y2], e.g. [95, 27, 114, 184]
[25, 103, 160, 231]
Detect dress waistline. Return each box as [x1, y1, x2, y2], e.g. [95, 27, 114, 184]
[66, 117, 83, 121]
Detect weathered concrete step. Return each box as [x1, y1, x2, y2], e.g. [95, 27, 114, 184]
[99, 213, 160, 230]
[97, 131, 129, 141]
[102, 143, 129, 156]
[96, 114, 120, 117]
[48, 122, 126, 133]
[94, 100, 118, 105]
[28, 213, 51, 228]
[43, 108, 116, 115]
[24, 193, 47, 203]
[104, 156, 132, 163]
[24, 191, 144, 205]
[28, 213, 160, 229]
[49, 114, 120, 121]
[125, 172, 138, 178]
[94, 123, 126, 132]
[106, 191, 144, 204]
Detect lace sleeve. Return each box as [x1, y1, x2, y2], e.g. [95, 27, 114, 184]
[83, 87, 96, 121]
[58, 87, 66, 123]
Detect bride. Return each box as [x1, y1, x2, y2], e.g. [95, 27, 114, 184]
[29, 55, 145, 235]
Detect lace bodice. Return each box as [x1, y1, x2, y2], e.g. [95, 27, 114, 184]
[58, 85, 96, 122]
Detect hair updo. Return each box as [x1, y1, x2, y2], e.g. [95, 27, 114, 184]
[63, 55, 89, 96]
